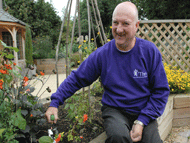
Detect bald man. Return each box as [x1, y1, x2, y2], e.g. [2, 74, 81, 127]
[45, 1, 170, 143]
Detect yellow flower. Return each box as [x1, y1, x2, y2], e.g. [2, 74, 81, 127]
[84, 47, 87, 49]
[78, 45, 82, 49]
[83, 40, 86, 43]
[95, 47, 97, 50]
[78, 61, 80, 63]
[65, 65, 66, 67]
[60, 131, 64, 136]
[91, 38, 94, 41]
[1, 79, 3, 82]
[97, 32, 100, 35]
[107, 39, 111, 42]
[75, 116, 78, 119]
[110, 26, 112, 29]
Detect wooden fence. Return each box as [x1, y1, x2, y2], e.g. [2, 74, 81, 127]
[135, 19, 190, 72]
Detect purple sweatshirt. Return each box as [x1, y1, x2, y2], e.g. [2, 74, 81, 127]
[50, 37, 170, 125]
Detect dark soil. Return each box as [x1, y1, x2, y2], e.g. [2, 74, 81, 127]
[35, 95, 104, 143]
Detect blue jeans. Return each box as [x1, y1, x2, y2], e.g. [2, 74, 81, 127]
[101, 106, 163, 143]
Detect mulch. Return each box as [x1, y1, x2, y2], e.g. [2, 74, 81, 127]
[35, 96, 104, 143]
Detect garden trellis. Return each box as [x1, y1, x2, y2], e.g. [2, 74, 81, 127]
[55, 0, 107, 88]
[136, 20, 190, 72]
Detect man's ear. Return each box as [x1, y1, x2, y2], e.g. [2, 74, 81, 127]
[135, 20, 140, 31]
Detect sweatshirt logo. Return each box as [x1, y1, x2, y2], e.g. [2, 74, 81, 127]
[133, 69, 147, 78]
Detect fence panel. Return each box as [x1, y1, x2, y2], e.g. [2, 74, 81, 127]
[136, 20, 190, 72]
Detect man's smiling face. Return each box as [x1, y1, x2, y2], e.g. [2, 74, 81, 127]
[112, 3, 139, 51]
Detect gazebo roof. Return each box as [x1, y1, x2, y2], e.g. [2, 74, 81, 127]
[0, 9, 27, 26]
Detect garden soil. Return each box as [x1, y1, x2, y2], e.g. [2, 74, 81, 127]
[36, 96, 104, 143]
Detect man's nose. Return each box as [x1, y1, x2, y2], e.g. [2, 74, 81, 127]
[116, 24, 124, 33]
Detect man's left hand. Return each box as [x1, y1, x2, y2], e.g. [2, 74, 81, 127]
[130, 124, 143, 142]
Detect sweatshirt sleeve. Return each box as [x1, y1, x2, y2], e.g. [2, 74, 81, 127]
[49, 50, 101, 108]
[137, 47, 170, 126]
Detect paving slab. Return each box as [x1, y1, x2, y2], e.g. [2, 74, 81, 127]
[29, 74, 66, 104]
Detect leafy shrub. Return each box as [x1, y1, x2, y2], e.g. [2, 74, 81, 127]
[33, 36, 53, 59]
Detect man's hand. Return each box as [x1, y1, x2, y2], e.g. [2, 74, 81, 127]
[45, 107, 58, 124]
[130, 124, 143, 142]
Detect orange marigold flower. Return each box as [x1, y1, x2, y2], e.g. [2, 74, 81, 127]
[55, 134, 61, 143]
[40, 71, 45, 76]
[80, 136, 83, 139]
[83, 114, 88, 123]
[30, 114, 33, 117]
[23, 77, 29, 82]
[4, 64, 12, 70]
[0, 80, 3, 89]
[0, 70, 7, 74]
[13, 63, 16, 66]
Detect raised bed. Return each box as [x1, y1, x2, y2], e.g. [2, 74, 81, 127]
[173, 94, 190, 127]
[89, 94, 190, 143]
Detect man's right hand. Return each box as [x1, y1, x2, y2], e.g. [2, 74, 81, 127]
[45, 107, 58, 124]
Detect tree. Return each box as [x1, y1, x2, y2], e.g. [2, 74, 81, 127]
[25, 25, 33, 66]
[133, 0, 190, 20]
[4, 0, 62, 47]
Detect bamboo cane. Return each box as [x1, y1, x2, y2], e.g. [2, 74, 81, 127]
[86, 0, 92, 119]
[65, 0, 73, 78]
[55, 0, 70, 89]
[68, 0, 78, 75]
[91, 0, 104, 45]
[94, 0, 107, 43]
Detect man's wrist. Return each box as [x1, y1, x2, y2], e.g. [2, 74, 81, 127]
[134, 120, 144, 127]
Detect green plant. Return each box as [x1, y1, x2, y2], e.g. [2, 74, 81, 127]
[33, 36, 53, 59]
[63, 81, 102, 142]
[0, 40, 54, 142]
[25, 25, 33, 66]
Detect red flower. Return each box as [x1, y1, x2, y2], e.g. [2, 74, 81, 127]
[40, 71, 44, 76]
[80, 136, 83, 139]
[0, 70, 7, 74]
[55, 134, 61, 143]
[4, 64, 12, 70]
[30, 114, 33, 117]
[83, 114, 88, 123]
[0, 80, 3, 89]
[23, 77, 29, 82]
[13, 63, 16, 66]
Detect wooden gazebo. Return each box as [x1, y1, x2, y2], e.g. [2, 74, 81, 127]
[0, 0, 27, 69]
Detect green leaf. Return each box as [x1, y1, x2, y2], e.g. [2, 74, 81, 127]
[6, 54, 14, 59]
[0, 128, 5, 137]
[11, 109, 26, 130]
[0, 40, 8, 47]
[70, 104, 75, 110]
[38, 136, 53, 143]
[64, 104, 70, 109]
[9, 47, 19, 52]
